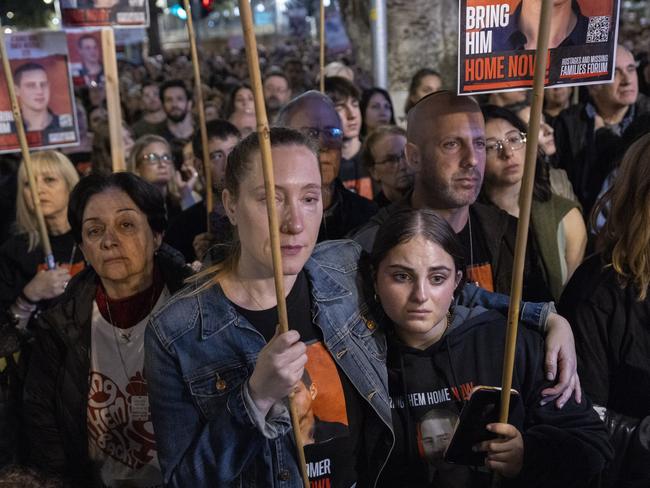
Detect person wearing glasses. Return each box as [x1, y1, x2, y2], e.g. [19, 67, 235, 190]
[129, 135, 198, 224]
[361, 125, 414, 208]
[353, 91, 572, 303]
[164, 120, 241, 263]
[275, 91, 378, 241]
[479, 105, 586, 301]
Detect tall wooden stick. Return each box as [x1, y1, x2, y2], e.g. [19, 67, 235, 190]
[238, 1, 310, 487]
[0, 30, 55, 269]
[183, 0, 213, 227]
[319, 0, 325, 92]
[498, 0, 553, 423]
[101, 28, 125, 172]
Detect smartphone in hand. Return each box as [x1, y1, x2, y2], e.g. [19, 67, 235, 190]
[444, 386, 520, 465]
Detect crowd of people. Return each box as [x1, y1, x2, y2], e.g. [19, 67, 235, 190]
[0, 33, 648, 488]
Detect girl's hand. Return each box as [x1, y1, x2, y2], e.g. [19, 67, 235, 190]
[476, 423, 523, 478]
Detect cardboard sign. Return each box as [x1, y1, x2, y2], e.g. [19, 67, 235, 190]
[66, 29, 105, 87]
[458, 0, 620, 94]
[60, 0, 149, 28]
[0, 30, 80, 154]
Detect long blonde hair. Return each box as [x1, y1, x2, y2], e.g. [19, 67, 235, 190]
[16, 151, 80, 252]
[596, 133, 650, 300]
[129, 134, 181, 204]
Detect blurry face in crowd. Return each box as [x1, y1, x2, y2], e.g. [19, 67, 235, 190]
[16, 68, 50, 116]
[334, 96, 361, 140]
[484, 118, 526, 188]
[369, 133, 414, 197]
[410, 74, 442, 106]
[123, 126, 135, 161]
[284, 61, 304, 89]
[162, 86, 191, 123]
[407, 109, 486, 209]
[375, 235, 461, 348]
[142, 84, 162, 113]
[136, 141, 173, 187]
[285, 97, 343, 187]
[89, 85, 105, 108]
[79, 37, 100, 65]
[208, 135, 239, 194]
[89, 107, 108, 132]
[223, 145, 323, 279]
[80, 188, 161, 296]
[23, 169, 70, 221]
[234, 87, 255, 115]
[204, 103, 220, 121]
[591, 46, 638, 110]
[229, 111, 256, 137]
[364, 92, 393, 132]
[545, 86, 572, 108]
[264, 75, 291, 111]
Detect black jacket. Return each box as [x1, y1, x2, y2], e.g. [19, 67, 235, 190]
[22, 244, 190, 486]
[553, 95, 650, 215]
[319, 178, 378, 242]
[560, 253, 650, 487]
[378, 306, 612, 487]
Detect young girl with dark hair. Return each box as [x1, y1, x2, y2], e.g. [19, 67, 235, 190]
[368, 207, 611, 487]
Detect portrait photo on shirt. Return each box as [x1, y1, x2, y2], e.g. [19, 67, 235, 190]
[298, 341, 350, 446]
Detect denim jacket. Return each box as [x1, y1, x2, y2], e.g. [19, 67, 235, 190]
[145, 240, 394, 488]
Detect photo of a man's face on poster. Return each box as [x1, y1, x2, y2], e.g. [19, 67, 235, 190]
[60, 0, 149, 28]
[0, 31, 79, 153]
[66, 30, 105, 87]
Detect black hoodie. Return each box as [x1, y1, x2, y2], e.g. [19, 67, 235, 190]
[377, 306, 612, 488]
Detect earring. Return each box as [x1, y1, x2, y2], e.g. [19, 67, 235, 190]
[373, 292, 380, 304]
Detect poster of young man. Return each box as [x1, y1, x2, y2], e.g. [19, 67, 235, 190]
[0, 31, 79, 153]
[66, 29, 105, 87]
[60, 0, 149, 28]
[458, 0, 620, 94]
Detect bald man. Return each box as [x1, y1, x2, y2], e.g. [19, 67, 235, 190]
[352, 90, 552, 300]
[275, 91, 378, 241]
[554, 45, 650, 216]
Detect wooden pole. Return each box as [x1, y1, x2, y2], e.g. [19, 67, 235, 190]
[319, 0, 325, 92]
[183, 0, 213, 227]
[0, 29, 55, 269]
[238, 2, 310, 487]
[498, 0, 553, 423]
[101, 28, 125, 172]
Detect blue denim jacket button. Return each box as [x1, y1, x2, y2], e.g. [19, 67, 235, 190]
[278, 469, 291, 481]
[216, 376, 227, 391]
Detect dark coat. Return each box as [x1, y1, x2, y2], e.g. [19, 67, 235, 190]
[22, 244, 190, 486]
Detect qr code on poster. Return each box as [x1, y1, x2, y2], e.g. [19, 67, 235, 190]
[587, 16, 610, 43]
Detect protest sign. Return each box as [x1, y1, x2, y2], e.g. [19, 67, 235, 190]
[0, 31, 79, 153]
[458, 0, 620, 94]
[60, 0, 149, 28]
[66, 29, 105, 87]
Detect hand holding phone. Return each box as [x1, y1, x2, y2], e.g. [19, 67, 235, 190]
[444, 386, 520, 466]
[477, 422, 523, 477]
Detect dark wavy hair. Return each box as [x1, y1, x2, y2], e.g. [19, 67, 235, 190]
[68, 172, 167, 244]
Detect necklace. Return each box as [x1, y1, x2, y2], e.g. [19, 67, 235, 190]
[104, 284, 158, 384]
[239, 278, 268, 310]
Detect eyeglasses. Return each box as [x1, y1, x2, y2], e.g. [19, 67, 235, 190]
[375, 150, 406, 167]
[141, 153, 173, 166]
[485, 130, 526, 155]
[301, 127, 343, 147]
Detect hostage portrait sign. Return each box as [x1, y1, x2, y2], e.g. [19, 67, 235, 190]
[0, 31, 80, 154]
[458, 0, 620, 94]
